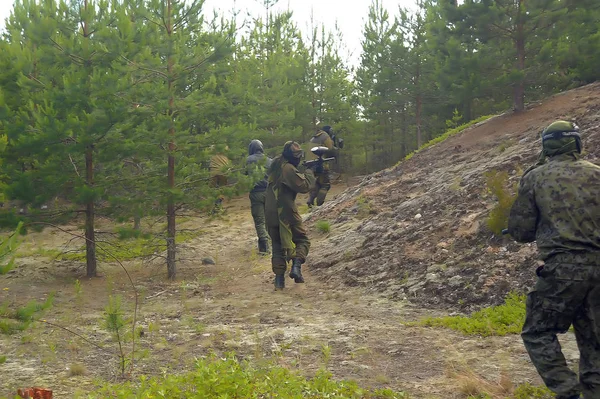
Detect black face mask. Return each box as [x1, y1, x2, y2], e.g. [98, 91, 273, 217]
[287, 156, 301, 167]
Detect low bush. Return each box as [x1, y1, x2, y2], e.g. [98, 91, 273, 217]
[86, 355, 407, 398]
[418, 293, 526, 336]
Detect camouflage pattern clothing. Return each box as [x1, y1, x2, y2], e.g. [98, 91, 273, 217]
[265, 153, 314, 275]
[246, 140, 272, 243]
[305, 130, 338, 206]
[508, 121, 600, 399]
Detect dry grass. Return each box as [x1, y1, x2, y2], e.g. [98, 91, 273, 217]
[69, 363, 87, 376]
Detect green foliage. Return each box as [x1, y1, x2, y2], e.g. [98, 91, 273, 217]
[0, 355, 6, 364]
[485, 170, 517, 235]
[0, 293, 54, 335]
[356, 194, 375, 218]
[511, 383, 554, 399]
[419, 293, 526, 336]
[0, 222, 23, 275]
[86, 355, 407, 398]
[316, 220, 331, 234]
[116, 227, 151, 240]
[103, 295, 128, 375]
[403, 115, 495, 162]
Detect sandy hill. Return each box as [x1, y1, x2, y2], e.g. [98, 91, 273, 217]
[306, 82, 600, 311]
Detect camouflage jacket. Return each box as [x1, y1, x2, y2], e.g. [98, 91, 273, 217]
[508, 153, 600, 262]
[305, 131, 338, 172]
[265, 158, 314, 227]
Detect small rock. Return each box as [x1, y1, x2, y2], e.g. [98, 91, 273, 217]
[414, 213, 422, 220]
[202, 257, 216, 265]
[448, 276, 463, 287]
[425, 273, 440, 283]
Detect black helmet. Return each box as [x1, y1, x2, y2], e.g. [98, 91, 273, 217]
[248, 139, 264, 155]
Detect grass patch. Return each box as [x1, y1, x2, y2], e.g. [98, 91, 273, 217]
[69, 362, 87, 376]
[418, 293, 526, 336]
[466, 383, 554, 399]
[0, 294, 55, 335]
[485, 170, 517, 235]
[402, 115, 495, 163]
[53, 230, 202, 262]
[85, 355, 407, 398]
[0, 222, 23, 275]
[0, 355, 6, 364]
[316, 220, 331, 234]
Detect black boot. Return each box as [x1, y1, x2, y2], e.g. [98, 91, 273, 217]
[274, 274, 285, 290]
[258, 238, 269, 255]
[289, 259, 304, 283]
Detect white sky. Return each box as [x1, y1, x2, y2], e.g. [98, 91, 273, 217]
[0, 0, 417, 67]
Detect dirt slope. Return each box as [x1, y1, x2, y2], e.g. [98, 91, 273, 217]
[306, 82, 600, 311]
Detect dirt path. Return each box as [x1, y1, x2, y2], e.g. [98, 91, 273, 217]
[0, 184, 578, 398]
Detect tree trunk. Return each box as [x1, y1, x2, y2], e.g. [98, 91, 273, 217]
[514, 0, 526, 112]
[85, 146, 97, 277]
[166, 0, 176, 280]
[401, 106, 407, 158]
[415, 54, 423, 148]
[82, 0, 96, 278]
[133, 212, 141, 231]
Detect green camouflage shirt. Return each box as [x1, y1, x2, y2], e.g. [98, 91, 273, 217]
[508, 153, 600, 262]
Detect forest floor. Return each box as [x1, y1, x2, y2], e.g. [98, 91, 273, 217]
[0, 183, 576, 399]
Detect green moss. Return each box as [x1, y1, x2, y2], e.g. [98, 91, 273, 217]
[85, 355, 407, 398]
[316, 220, 331, 234]
[418, 293, 526, 336]
[401, 115, 495, 164]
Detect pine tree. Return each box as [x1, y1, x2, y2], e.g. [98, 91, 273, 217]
[2, 0, 129, 277]
[119, 0, 235, 279]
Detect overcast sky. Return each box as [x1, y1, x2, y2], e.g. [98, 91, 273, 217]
[0, 0, 417, 67]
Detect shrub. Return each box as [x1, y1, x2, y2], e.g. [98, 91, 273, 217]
[0, 222, 23, 275]
[86, 355, 407, 398]
[316, 220, 331, 234]
[0, 294, 55, 335]
[485, 170, 517, 235]
[418, 292, 526, 336]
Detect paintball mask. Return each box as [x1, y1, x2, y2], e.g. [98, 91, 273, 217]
[282, 141, 304, 166]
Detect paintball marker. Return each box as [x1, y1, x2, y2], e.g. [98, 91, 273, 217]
[303, 146, 335, 172]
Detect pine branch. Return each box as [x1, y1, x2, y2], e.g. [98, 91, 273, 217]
[69, 154, 81, 177]
[120, 55, 168, 79]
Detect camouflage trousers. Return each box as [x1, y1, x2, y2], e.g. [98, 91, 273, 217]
[267, 223, 310, 275]
[307, 172, 330, 206]
[249, 191, 269, 242]
[522, 257, 600, 399]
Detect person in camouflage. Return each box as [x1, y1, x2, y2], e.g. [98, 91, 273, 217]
[305, 125, 339, 207]
[246, 139, 272, 255]
[265, 141, 315, 290]
[508, 120, 600, 399]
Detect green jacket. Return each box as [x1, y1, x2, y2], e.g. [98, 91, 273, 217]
[304, 131, 338, 172]
[266, 157, 314, 227]
[508, 153, 600, 262]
